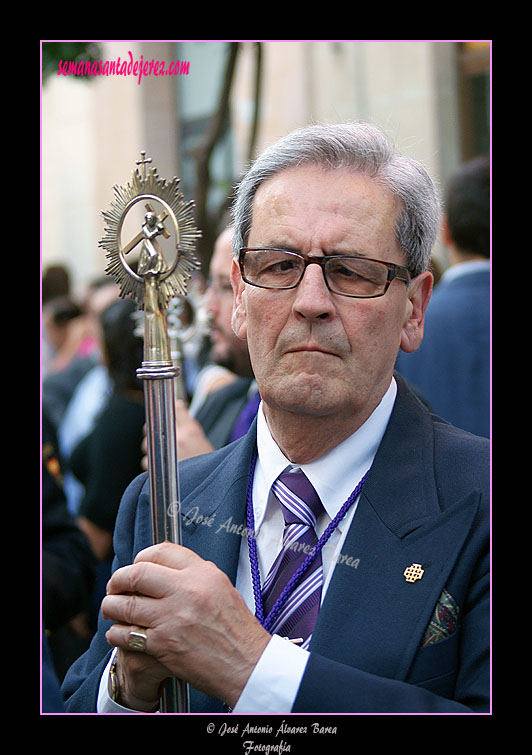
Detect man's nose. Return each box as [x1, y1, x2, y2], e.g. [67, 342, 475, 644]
[204, 282, 221, 311]
[292, 263, 335, 321]
[204, 288, 215, 314]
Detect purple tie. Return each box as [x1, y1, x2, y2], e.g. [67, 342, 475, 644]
[261, 468, 324, 649]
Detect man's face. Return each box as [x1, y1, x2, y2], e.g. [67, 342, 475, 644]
[231, 165, 432, 427]
[205, 230, 253, 377]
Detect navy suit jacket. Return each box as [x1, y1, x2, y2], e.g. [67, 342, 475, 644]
[62, 376, 490, 713]
[395, 267, 490, 438]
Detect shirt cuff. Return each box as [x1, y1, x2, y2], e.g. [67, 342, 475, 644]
[232, 634, 310, 713]
[97, 649, 152, 713]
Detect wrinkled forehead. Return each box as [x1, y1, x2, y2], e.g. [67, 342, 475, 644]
[248, 166, 401, 260]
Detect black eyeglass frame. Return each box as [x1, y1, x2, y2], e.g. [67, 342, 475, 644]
[238, 248, 411, 299]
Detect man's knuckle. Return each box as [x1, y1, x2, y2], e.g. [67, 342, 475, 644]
[129, 562, 148, 593]
[123, 593, 139, 624]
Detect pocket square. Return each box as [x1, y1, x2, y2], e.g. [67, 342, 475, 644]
[421, 589, 459, 646]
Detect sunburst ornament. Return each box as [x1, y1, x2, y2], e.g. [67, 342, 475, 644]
[99, 151, 201, 310]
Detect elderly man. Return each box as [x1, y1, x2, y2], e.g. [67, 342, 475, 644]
[62, 122, 489, 714]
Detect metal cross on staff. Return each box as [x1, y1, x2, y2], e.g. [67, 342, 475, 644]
[136, 150, 152, 179]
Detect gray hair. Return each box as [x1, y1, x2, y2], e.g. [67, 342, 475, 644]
[232, 121, 440, 276]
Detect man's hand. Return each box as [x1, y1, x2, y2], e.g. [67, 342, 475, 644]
[102, 542, 271, 710]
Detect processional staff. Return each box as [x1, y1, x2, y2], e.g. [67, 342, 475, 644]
[99, 151, 201, 713]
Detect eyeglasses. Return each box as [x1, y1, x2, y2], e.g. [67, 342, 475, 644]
[239, 248, 411, 299]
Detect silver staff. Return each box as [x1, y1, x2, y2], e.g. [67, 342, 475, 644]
[100, 152, 201, 712]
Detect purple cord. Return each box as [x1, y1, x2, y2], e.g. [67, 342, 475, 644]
[246, 450, 369, 632]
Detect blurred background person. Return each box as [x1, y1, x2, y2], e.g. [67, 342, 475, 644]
[42, 277, 119, 431]
[395, 156, 490, 438]
[42, 296, 84, 376]
[154, 226, 258, 462]
[68, 298, 145, 635]
[42, 264, 71, 304]
[56, 281, 120, 514]
[188, 225, 248, 413]
[71, 298, 145, 562]
[42, 409, 97, 682]
[42, 264, 72, 376]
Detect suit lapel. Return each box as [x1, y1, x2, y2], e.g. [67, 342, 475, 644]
[180, 462, 251, 585]
[177, 428, 256, 583]
[310, 377, 480, 680]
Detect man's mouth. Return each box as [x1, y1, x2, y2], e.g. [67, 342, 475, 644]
[286, 344, 339, 357]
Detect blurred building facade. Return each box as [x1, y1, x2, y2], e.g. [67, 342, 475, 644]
[41, 40, 490, 295]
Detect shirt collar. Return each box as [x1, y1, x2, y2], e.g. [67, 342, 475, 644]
[440, 259, 490, 285]
[255, 378, 397, 529]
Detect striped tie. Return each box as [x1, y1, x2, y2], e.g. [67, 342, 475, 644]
[261, 468, 324, 649]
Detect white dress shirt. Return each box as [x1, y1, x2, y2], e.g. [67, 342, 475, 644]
[98, 378, 397, 713]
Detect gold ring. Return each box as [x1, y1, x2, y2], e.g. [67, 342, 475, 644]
[128, 628, 148, 652]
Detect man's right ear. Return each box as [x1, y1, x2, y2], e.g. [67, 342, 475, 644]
[230, 258, 247, 340]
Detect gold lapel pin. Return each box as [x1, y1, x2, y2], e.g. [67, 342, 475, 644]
[404, 563, 424, 583]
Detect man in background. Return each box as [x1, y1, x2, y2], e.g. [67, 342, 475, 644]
[396, 156, 490, 438]
[174, 226, 257, 459]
